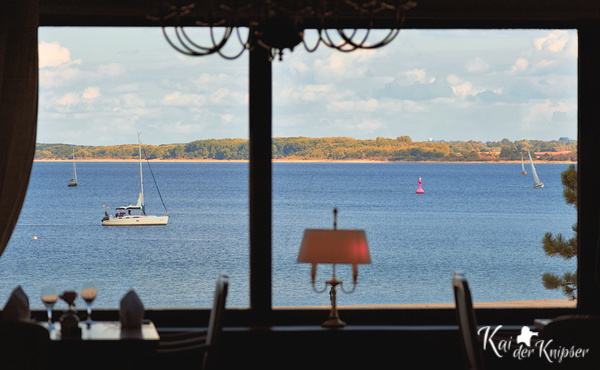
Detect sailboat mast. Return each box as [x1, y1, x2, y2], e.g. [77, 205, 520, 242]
[528, 151, 544, 187]
[72, 149, 77, 182]
[138, 132, 145, 213]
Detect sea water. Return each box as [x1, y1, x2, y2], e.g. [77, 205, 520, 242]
[0, 161, 576, 309]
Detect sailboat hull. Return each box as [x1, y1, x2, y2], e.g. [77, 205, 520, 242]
[102, 133, 169, 226]
[102, 215, 169, 226]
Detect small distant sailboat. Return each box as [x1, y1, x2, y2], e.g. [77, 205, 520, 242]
[520, 153, 527, 175]
[101, 133, 169, 226]
[416, 177, 424, 194]
[68, 149, 78, 187]
[528, 151, 544, 188]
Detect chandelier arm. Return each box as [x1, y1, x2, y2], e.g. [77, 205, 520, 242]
[373, 28, 402, 47]
[337, 28, 372, 48]
[207, 27, 233, 50]
[339, 28, 400, 49]
[318, 29, 335, 48]
[154, 0, 416, 60]
[207, 27, 248, 60]
[162, 27, 208, 56]
[311, 281, 329, 294]
[177, 26, 232, 53]
[213, 29, 249, 60]
[235, 26, 252, 49]
[165, 25, 249, 59]
[216, 44, 249, 60]
[215, 27, 252, 60]
[176, 27, 221, 55]
[301, 29, 323, 53]
[338, 281, 358, 294]
[322, 29, 357, 52]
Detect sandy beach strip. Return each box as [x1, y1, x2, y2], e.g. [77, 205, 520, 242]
[277, 299, 576, 309]
[35, 158, 576, 164]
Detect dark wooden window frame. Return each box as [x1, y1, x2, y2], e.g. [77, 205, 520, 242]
[35, 1, 600, 327]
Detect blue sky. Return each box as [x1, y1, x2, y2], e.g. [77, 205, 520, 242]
[38, 28, 577, 146]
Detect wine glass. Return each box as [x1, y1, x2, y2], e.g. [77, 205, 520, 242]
[40, 286, 58, 329]
[81, 282, 98, 326]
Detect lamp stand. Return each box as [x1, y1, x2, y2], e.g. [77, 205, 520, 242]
[322, 277, 346, 328]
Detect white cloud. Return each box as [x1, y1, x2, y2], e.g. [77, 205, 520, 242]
[289, 59, 310, 74]
[98, 63, 126, 76]
[161, 120, 215, 134]
[39, 42, 79, 68]
[169, 121, 197, 134]
[313, 48, 377, 81]
[194, 73, 241, 91]
[395, 69, 429, 85]
[356, 119, 383, 132]
[36, 28, 578, 145]
[121, 93, 145, 107]
[209, 88, 231, 104]
[114, 84, 139, 93]
[38, 42, 83, 87]
[534, 30, 569, 52]
[40, 68, 81, 87]
[278, 84, 334, 102]
[447, 75, 483, 98]
[161, 92, 207, 107]
[523, 99, 572, 130]
[465, 57, 490, 73]
[82, 86, 100, 99]
[532, 59, 556, 71]
[220, 114, 235, 122]
[96, 117, 137, 135]
[329, 98, 380, 113]
[508, 58, 529, 74]
[57, 92, 80, 106]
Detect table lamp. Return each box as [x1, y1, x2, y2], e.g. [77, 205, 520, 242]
[297, 208, 371, 328]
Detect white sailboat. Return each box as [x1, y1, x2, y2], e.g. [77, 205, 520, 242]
[527, 151, 544, 188]
[68, 149, 78, 187]
[102, 133, 169, 226]
[520, 153, 527, 174]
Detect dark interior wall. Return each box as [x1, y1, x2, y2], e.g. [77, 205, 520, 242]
[4, 2, 600, 369]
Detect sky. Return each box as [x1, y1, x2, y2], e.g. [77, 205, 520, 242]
[37, 28, 578, 146]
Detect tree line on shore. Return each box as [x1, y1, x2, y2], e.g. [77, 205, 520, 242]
[35, 136, 577, 162]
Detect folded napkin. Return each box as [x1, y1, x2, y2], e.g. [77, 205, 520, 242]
[119, 290, 144, 328]
[2, 286, 30, 322]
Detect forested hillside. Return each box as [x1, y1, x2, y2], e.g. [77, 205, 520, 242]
[35, 136, 577, 162]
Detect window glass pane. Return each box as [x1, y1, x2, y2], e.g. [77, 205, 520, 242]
[273, 29, 578, 307]
[0, 27, 249, 309]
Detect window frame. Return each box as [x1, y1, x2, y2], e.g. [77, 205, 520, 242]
[35, 2, 600, 326]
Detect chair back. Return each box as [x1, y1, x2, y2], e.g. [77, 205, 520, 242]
[203, 273, 229, 370]
[453, 271, 484, 370]
[0, 320, 50, 370]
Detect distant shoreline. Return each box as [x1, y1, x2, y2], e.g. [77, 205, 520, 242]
[34, 158, 577, 164]
[279, 299, 577, 309]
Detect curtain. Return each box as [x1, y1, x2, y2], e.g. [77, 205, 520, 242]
[0, 0, 39, 257]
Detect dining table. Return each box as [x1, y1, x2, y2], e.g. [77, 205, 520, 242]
[40, 320, 160, 370]
[42, 319, 160, 341]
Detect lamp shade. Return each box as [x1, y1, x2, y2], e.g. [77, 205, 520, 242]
[297, 229, 371, 264]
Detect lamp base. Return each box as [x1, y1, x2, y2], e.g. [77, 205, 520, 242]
[321, 317, 346, 328]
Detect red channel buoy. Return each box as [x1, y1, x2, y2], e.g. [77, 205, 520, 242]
[416, 177, 424, 194]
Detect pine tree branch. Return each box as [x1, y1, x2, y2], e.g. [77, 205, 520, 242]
[541, 165, 578, 300]
[542, 232, 577, 259]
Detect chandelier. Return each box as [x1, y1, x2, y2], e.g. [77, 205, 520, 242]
[148, 0, 417, 61]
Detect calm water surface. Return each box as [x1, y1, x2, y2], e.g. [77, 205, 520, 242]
[0, 162, 576, 309]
